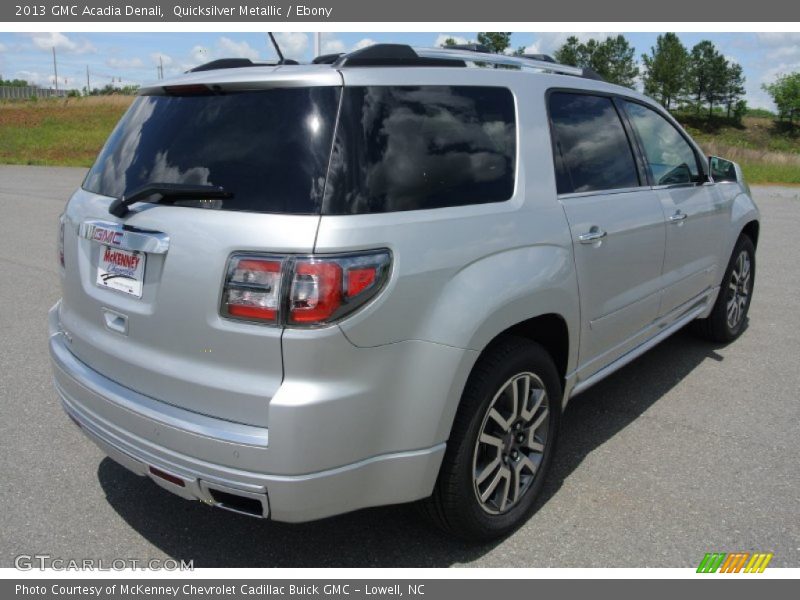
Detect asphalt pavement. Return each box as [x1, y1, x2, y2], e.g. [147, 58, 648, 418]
[0, 165, 798, 568]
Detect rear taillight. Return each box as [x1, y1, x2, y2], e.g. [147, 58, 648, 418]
[221, 251, 391, 327]
[221, 256, 284, 323]
[290, 260, 343, 324]
[58, 214, 65, 269]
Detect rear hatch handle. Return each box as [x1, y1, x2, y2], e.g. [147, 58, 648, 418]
[108, 183, 233, 218]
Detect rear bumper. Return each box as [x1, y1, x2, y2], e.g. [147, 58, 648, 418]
[49, 302, 454, 522]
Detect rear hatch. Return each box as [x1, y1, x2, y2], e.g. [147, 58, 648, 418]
[58, 69, 341, 427]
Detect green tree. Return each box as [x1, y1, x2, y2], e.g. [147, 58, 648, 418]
[554, 36, 581, 66]
[596, 35, 640, 88]
[641, 32, 689, 110]
[687, 40, 728, 119]
[763, 72, 800, 126]
[440, 37, 458, 47]
[476, 32, 512, 54]
[554, 35, 639, 88]
[723, 62, 746, 120]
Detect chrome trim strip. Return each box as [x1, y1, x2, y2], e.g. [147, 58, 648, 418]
[558, 186, 652, 200]
[79, 220, 170, 254]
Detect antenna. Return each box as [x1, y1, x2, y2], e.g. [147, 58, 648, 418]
[267, 32, 284, 63]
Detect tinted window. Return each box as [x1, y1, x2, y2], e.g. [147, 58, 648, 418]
[323, 86, 516, 214]
[549, 92, 640, 194]
[83, 87, 340, 214]
[623, 101, 701, 185]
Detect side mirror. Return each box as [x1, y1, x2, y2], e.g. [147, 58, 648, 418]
[708, 156, 738, 183]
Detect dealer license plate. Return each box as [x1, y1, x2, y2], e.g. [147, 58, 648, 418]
[96, 245, 146, 298]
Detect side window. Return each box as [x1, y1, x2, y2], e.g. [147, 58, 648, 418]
[622, 101, 701, 186]
[548, 92, 640, 194]
[323, 86, 516, 214]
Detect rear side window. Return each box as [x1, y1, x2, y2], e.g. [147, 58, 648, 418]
[83, 87, 340, 214]
[549, 92, 640, 194]
[323, 86, 516, 214]
[622, 101, 701, 185]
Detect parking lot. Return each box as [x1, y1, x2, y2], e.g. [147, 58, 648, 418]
[1, 164, 798, 568]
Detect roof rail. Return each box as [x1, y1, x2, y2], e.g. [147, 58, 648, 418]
[445, 43, 492, 53]
[334, 44, 465, 67]
[521, 53, 556, 63]
[333, 44, 597, 79]
[415, 47, 585, 76]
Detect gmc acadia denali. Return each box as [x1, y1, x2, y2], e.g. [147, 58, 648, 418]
[49, 45, 760, 539]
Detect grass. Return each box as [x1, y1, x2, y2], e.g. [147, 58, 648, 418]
[0, 96, 132, 167]
[1, 96, 798, 184]
[676, 114, 800, 184]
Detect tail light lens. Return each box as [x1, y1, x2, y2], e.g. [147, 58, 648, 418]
[221, 256, 284, 323]
[290, 260, 343, 323]
[221, 250, 391, 327]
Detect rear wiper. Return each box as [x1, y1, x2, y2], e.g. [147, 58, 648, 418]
[108, 183, 233, 218]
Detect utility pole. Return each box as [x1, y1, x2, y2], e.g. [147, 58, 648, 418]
[159, 55, 164, 80]
[52, 46, 58, 91]
[86, 65, 90, 95]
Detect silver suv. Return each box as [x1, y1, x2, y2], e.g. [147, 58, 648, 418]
[49, 44, 760, 540]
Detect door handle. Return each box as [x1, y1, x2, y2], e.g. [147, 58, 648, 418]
[578, 227, 607, 244]
[669, 211, 687, 223]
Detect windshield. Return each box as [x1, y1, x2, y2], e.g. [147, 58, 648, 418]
[83, 87, 340, 214]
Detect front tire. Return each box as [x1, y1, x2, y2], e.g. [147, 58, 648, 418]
[421, 335, 561, 541]
[693, 235, 756, 343]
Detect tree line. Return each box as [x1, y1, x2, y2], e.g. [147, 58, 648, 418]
[442, 33, 782, 126]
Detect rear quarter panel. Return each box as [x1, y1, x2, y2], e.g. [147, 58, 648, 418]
[315, 69, 579, 374]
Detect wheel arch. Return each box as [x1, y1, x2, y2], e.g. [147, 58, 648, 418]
[741, 219, 760, 248]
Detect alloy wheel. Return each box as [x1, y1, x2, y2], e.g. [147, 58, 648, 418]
[472, 372, 550, 515]
[726, 250, 752, 330]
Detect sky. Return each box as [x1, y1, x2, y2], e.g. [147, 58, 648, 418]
[1, 31, 799, 109]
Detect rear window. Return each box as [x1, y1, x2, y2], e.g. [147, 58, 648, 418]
[323, 86, 516, 214]
[83, 87, 340, 214]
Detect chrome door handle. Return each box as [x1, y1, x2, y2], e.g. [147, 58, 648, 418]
[669, 211, 687, 222]
[578, 228, 607, 244]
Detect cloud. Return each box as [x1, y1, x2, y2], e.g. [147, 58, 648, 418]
[0, 42, 6, 52]
[186, 37, 261, 66]
[217, 36, 259, 60]
[28, 32, 95, 54]
[434, 34, 469, 47]
[755, 32, 800, 47]
[517, 32, 618, 57]
[14, 70, 47, 86]
[321, 37, 346, 54]
[106, 57, 144, 69]
[522, 41, 542, 54]
[190, 45, 212, 63]
[353, 38, 377, 51]
[274, 32, 308, 58]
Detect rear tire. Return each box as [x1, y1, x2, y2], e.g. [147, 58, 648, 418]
[420, 335, 561, 541]
[692, 234, 755, 343]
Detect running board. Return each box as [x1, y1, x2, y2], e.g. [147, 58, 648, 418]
[569, 302, 708, 398]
